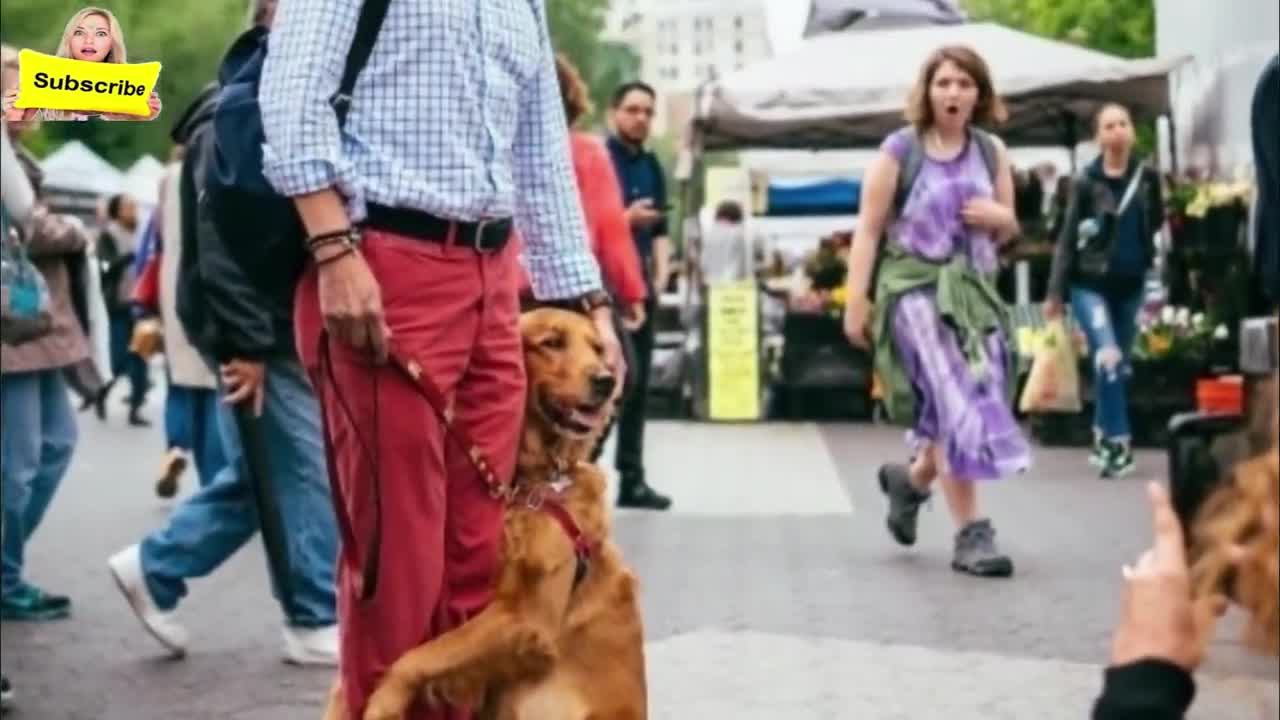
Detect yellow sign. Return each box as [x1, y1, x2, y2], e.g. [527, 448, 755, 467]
[707, 281, 760, 420]
[14, 49, 160, 117]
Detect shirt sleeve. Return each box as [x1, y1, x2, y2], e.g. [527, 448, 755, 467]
[584, 138, 647, 304]
[0, 125, 36, 224]
[512, 8, 602, 301]
[259, 0, 365, 210]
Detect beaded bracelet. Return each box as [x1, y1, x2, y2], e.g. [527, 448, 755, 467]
[314, 245, 355, 267]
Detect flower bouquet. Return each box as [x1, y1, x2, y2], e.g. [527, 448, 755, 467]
[1132, 304, 1223, 367]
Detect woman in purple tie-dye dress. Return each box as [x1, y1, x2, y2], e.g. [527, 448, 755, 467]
[843, 46, 1031, 578]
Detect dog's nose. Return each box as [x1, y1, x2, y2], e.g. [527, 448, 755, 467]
[590, 373, 617, 402]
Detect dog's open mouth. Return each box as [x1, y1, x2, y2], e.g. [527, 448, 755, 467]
[539, 395, 608, 437]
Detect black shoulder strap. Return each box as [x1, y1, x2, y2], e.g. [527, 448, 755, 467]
[330, 0, 392, 127]
[971, 127, 1000, 185]
[893, 127, 925, 216]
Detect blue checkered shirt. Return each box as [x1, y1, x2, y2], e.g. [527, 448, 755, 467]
[259, 0, 601, 300]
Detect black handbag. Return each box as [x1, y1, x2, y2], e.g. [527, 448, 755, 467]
[1075, 165, 1145, 280]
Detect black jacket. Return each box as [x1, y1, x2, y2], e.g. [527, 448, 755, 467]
[1092, 660, 1194, 720]
[1048, 156, 1164, 301]
[173, 84, 295, 363]
[1250, 55, 1279, 313]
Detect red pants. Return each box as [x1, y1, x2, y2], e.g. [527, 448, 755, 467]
[295, 229, 525, 720]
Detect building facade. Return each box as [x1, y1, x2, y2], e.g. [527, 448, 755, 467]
[605, 0, 773, 135]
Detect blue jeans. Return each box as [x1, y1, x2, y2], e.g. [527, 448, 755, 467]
[139, 357, 338, 628]
[2, 370, 78, 596]
[1070, 286, 1143, 442]
[109, 310, 150, 409]
[163, 375, 226, 488]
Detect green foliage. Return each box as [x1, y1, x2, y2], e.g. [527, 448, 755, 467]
[962, 0, 1156, 58]
[546, 0, 639, 126]
[1, 0, 249, 166]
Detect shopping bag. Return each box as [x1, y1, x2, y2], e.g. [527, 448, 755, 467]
[1018, 319, 1082, 414]
[1, 226, 54, 346]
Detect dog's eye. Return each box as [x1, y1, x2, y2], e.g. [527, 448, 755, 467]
[540, 334, 567, 351]
[589, 341, 605, 356]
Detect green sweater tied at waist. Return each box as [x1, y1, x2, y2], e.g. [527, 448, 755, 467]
[872, 245, 1016, 425]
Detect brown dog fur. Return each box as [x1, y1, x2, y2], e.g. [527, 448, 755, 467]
[322, 308, 647, 720]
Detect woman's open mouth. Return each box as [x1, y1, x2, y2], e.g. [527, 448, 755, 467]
[79, 48, 97, 57]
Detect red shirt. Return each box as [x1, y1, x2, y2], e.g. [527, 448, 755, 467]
[517, 132, 647, 304]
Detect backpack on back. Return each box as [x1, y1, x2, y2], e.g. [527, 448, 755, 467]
[202, 0, 390, 294]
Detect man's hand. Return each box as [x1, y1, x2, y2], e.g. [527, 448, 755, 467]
[625, 198, 662, 229]
[621, 301, 646, 332]
[591, 304, 626, 403]
[317, 250, 390, 363]
[221, 359, 267, 417]
[3, 90, 36, 122]
[1109, 482, 1220, 671]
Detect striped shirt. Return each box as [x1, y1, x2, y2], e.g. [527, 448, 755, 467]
[258, 0, 601, 300]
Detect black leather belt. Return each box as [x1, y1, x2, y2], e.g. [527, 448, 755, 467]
[364, 203, 512, 253]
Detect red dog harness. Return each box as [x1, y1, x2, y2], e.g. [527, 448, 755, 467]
[395, 349, 595, 583]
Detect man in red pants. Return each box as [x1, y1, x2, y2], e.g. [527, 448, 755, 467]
[259, 2, 623, 718]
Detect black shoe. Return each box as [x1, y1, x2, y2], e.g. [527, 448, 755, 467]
[128, 408, 152, 428]
[1099, 442, 1136, 480]
[618, 482, 672, 511]
[878, 463, 930, 547]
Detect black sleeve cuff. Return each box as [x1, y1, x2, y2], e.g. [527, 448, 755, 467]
[1092, 660, 1195, 720]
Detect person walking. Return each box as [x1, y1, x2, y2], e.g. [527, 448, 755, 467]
[151, 147, 226, 498]
[96, 193, 152, 426]
[259, 1, 624, 716]
[1, 52, 90, 621]
[1046, 103, 1165, 479]
[106, 0, 340, 665]
[843, 45, 1029, 578]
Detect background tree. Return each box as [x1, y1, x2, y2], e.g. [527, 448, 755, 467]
[962, 0, 1156, 58]
[1, 0, 248, 165]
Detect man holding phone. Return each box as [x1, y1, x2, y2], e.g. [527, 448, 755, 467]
[604, 81, 674, 510]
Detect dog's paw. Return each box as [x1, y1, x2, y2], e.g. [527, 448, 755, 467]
[363, 678, 415, 720]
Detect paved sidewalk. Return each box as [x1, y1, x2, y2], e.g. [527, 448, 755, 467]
[2, 407, 1275, 718]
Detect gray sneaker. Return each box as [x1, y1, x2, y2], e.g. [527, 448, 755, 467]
[878, 464, 930, 546]
[952, 519, 1014, 578]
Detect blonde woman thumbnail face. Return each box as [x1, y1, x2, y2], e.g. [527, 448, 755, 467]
[69, 13, 113, 62]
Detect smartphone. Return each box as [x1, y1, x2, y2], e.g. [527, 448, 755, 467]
[1166, 411, 1244, 538]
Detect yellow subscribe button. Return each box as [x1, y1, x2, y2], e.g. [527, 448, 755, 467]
[14, 49, 161, 117]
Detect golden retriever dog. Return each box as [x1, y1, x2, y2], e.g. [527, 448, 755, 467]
[324, 308, 647, 720]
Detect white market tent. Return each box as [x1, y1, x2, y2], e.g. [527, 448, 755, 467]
[122, 154, 166, 207]
[691, 22, 1193, 152]
[39, 140, 125, 196]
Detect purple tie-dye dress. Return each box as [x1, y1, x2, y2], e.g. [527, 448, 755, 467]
[881, 128, 1031, 481]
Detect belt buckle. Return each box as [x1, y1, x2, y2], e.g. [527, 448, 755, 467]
[470, 219, 498, 254]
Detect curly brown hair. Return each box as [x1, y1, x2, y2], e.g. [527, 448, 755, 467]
[1190, 448, 1280, 656]
[905, 45, 1008, 130]
[1189, 339, 1280, 657]
[554, 53, 592, 128]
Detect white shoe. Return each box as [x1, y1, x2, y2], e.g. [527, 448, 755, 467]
[282, 624, 340, 667]
[107, 544, 189, 657]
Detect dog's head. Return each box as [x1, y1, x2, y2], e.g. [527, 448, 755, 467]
[520, 308, 616, 442]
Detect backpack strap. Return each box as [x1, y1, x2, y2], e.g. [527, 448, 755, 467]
[893, 127, 926, 217]
[330, 0, 392, 127]
[970, 127, 1001, 186]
